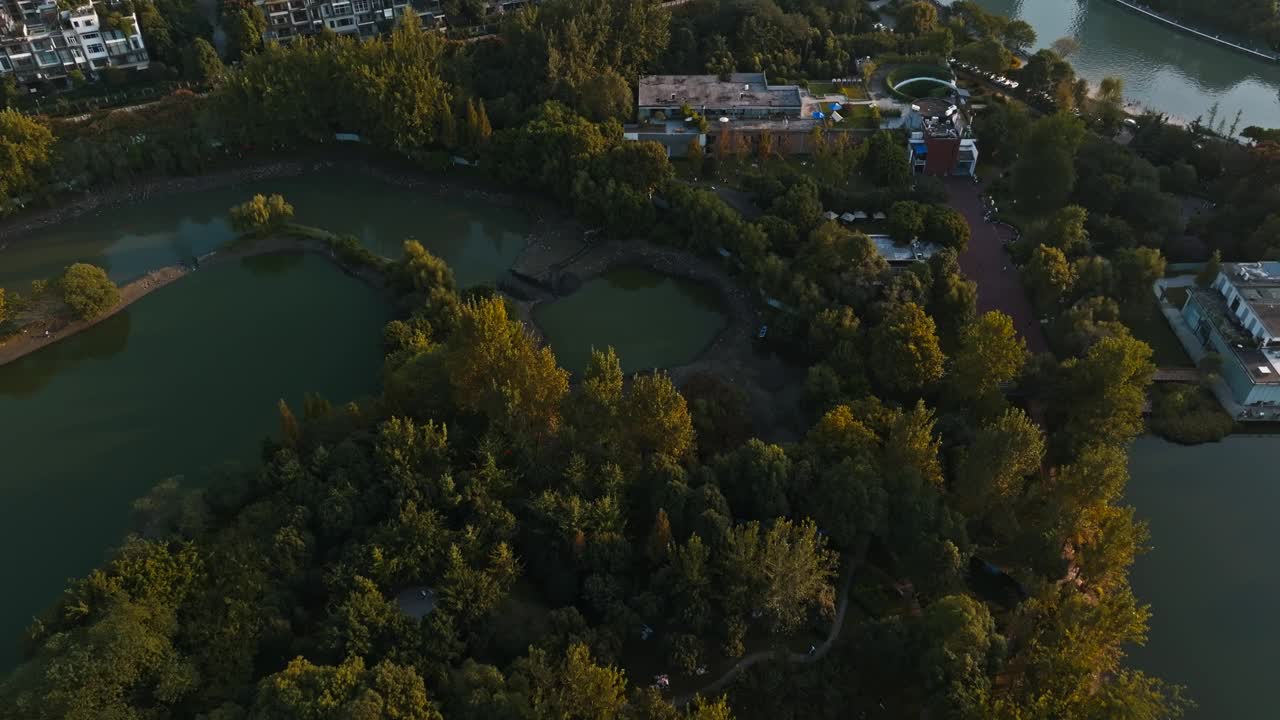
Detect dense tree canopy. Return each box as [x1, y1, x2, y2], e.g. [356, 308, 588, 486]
[0, 1, 1215, 717]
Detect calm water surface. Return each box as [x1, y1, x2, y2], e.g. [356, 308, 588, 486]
[0, 169, 529, 290]
[0, 255, 389, 667]
[1127, 435, 1280, 719]
[534, 267, 728, 374]
[949, 0, 1280, 131]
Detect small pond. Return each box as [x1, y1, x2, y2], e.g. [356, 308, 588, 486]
[533, 267, 729, 374]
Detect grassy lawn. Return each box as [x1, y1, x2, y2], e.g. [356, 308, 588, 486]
[842, 104, 880, 129]
[1121, 293, 1193, 367]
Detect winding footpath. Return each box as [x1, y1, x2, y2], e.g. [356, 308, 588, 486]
[673, 545, 862, 707]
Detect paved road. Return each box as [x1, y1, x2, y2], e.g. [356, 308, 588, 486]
[946, 179, 1050, 355]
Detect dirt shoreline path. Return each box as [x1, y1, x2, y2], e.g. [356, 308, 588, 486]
[0, 235, 383, 368]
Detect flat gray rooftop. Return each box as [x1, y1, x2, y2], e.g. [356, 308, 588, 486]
[638, 74, 802, 111]
[1224, 262, 1280, 337]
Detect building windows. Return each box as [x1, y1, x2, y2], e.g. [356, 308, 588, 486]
[82, 32, 99, 40]
[354, 0, 369, 11]
[86, 43, 104, 53]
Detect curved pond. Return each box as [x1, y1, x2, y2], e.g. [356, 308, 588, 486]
[0, 254, 389, 668]
[945, 0, 1280, 131]
[0, 168, 530, 291]
[533, 267, 728, 374]
[1126, 435, 1280, 719]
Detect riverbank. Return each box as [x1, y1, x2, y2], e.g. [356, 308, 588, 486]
[0, 232, 389, 369]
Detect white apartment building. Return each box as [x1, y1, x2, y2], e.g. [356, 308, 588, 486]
[258, 0, 440, 41]
[257, 0, 534, 42]
[0, 0, 148, 89]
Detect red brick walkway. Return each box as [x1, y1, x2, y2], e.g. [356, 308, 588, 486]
[946, 179, 1050, 355]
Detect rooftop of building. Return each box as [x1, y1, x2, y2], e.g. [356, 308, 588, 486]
[627, 117, 822, 135]
[1222, 262, 1280, 337]
[868, 234, 942, 264]
[1189, 285, 1280, 384]
[638, 73, 802, 111]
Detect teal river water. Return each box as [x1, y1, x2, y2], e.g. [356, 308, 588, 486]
[947, 0, 1280, 131]
[0, 170, 730, 669]
[1126, 436, 1280, 719]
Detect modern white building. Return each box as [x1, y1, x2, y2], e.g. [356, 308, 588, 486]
[0, 0, 148, 89]
[1182, 262, 1280, 405]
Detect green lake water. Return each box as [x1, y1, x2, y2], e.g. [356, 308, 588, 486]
[1126, 435, 1280, 719]
[0, 169, 529, 290]
[0, 170, 531, 669]
[0, 254, 390, 667]
[533, 267, 728, 374]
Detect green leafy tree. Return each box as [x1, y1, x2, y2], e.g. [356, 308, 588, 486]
[446, 296, 569, 443]
[252, 655, 443, 719]
[58, 263, 120, 320]
[225, 5, 266, 60]
[715, 439, 791, 521]
[0, 600, 198, 720]
[918, 595, 1004, 716]
[949, 310, 1027, 410]
[0, 72, 18, 110]
[953, 407, 1045, 522]
[1051, 333, 1155, 457]
[896, 1, 938, 36]
[888, 200, 926, 243]
[955, 37, 1013, 74]
[229, 193, 294, 235]
[0, 109, 54, 201]
[184, 38, 225, 84]
[719, 518, 838, 634]
[511, 644, 628, 720]
[1001, 19, 1037, 52]
[622, 372, 696, 460]
[863, 131, 911, 188]
[1114, 247, 1167, 299]
[578, 68, 634, 122]
[1032, 205, 1091, 257]
[923, 205, 970, 251]
[1024, 244, 1076, 310]
[1013, 113, 1087, 214]
[869, 302, 946, 394]
[1196, 250, 1222, 288]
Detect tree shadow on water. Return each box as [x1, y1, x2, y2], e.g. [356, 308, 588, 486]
[0, 310, 133, 398]
[240, 251, 305, 277]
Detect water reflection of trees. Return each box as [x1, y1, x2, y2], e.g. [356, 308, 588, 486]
[0, 310, 132, 397]
[240, 251, 305, 277]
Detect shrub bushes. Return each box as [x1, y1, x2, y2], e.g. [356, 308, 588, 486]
[1148, 382, 1233, 444]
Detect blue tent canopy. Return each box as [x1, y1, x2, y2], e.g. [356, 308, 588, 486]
[910, 142, 928, 155]
[812, 111, 825, 120]
[830, 102, 841, 111]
